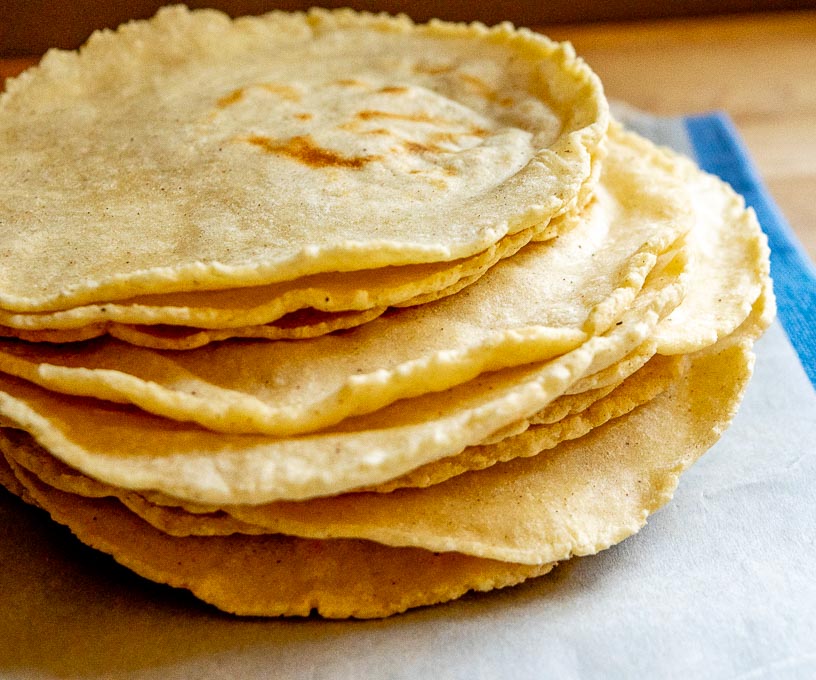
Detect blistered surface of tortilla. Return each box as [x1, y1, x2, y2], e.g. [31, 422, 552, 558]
[0, 130, 691, 436]
[3, 460, 552, 619]
[0, 5, 607, 312]
[0, 246, 687, 504]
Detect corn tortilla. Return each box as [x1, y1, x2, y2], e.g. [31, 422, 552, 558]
[0, 325, 754, 616]
[2, 457, 554, 619]
[650, 132, 769, 355]
[0, 246, 687, 505]
[0, 129, 690, 436]
[0, 6, 607, 312]
[0, 222, 546, 331]
[0, 350, 681, 532]
[222, 333, 760, 563]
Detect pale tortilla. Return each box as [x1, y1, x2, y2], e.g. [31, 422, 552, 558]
[649, 131, 770, 354]
[0, 350, 681, 531]
[0, 325, 754, 617]
[1, 457, 554, 619]
[0, 6, 607, 312]
[0, 246, 688, 504]
[0, 129, 690, 436]
[0, 222, 542, 331]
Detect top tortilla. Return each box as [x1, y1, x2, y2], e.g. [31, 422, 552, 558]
[0, 6, 607, 311]
[0, 128, 692, 436]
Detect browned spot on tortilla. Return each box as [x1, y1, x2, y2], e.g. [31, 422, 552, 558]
[259, 83, 301, 101]
[357, 110, 437, 124]
[336, 79, 367, 87]
[216, 89, 245, 108]
[413, 63, 453, 75]
[427, 131, 462, 146]
[403, 140, 443, 154]
[403, 130, 486, 155]
[217, 83, 300, 108]
[244, 134, 379, 169]
[459, 73, 492, 94]
[379, 86, 409, 94]
[295, 113, 314, 121]
[339, 120, 416, 136]
[458, 74, 512, 107]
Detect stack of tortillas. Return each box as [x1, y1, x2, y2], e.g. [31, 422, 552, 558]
[0, 6, 772, 618]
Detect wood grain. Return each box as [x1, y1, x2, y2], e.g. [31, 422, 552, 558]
[2, 1, 813, 55]
[2, 11, 814, 262]
[543, 11, 816, 262]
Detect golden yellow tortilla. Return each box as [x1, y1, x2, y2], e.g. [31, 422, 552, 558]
[0, 320, 755, 617]
[2, 458, 553, 619]
[0, 6, 607, 312]
[0, 350, 681, 532]
[0, 244, 687, 505]
[0, 129, 690, 436]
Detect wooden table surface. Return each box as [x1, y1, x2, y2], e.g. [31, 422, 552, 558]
[2, 10, 815, 264]
[543, 10, 816, 265]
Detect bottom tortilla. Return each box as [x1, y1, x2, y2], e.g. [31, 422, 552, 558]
[2, 458, 552, 619]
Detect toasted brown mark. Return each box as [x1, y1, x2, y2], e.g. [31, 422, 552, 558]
[356, 110, 438, 124]
[403, 140, 441, 154]
[379, 86, 409, 95]
[430, 131, 459, 144]
[413, 63, 454, 75]
[295, 113, 314, 121]
[335, 79, 367, 87]
[338, 123, 406, 136]
[216, 89, 245, 108]
[244, 134, 379, 169]
[458, 73, 492, 95]
[402, 128, 490, 155]
[260, 83, 301, 101]
[217, 83, 301, 109]
[433, 130, 490, 145]
[355, 111, 490, 138]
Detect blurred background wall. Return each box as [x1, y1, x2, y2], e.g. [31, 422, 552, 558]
[3, 0, 816, 56]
